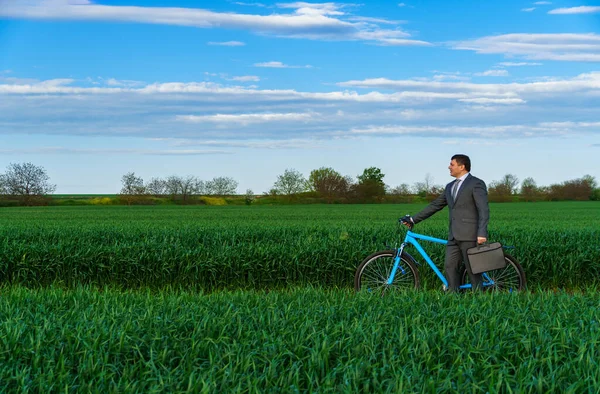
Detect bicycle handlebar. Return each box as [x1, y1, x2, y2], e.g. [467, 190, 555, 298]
[398, 215, 414, 230]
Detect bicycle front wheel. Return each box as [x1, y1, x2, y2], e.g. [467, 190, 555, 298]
[354, 250, 420, 294]
[460, 253, 526, 292]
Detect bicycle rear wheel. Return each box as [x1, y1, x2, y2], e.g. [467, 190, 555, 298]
[460, 253, 526, 292]
[354, 250, 420, 294]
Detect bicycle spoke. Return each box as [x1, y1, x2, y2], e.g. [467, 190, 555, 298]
[357, 252, 418, 292]
[463, 257, 524, 292]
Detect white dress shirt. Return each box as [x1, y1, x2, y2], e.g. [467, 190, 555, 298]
[452, 172, 470, 199]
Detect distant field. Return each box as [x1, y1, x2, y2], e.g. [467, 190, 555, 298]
[51, 194, 119, 201]
[0, 202, 598, 290]
[52, 194, 118, 198]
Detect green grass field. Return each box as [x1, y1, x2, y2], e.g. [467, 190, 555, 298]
[0, 202, 598, 290]
[1, 287, 599, 392]
[1, 202, 599, 392]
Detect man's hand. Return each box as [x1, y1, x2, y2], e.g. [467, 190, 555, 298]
[477, 237, 487, 244]
[399, 215, 414, 229]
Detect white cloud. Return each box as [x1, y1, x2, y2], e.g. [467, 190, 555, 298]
[0, 147, 232, 155]
[453, 33, 600, 62]
[2, 72, 600, 145]
[433, 74, 471, 81]
[337, 72, 600, 100]
[475, 70, 509, 77]
[521, 7, 536, 12]
[276, 2, 347, 16]
[0, 76, 39, 84]
[458, 98, 525, 104]
[254, 61, 313, 68]
[5, 72, 600, 107]
[442, 139, 521, 147]
[534, 1, 551, 4]
[234, 2, 267, 7]
[0, 78, 122, 94]
[549, 6, 600, 14]
[348, 28, 433, 47]
[228, 75, 261, 82]
[346, 16, 402, 25]
[372, 38, 433, 46]
[4, 72, 600, 106]
[0, 0, 430, 46]
[347, 122, 594, 138]
[157, 137, 325, 149]
[207, 41, 246, 46]
[538, 121, 600, 128]
[497, 62, 543, 67]
[176, 112, 314, 125]
[430, 71, 471, 82]
[105, 78, 145, 87]
[398, 3, 407, 7]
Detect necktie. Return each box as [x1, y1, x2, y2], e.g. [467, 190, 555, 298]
[452, 179, 461, 201]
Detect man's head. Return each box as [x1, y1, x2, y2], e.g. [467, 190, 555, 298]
[449, 154, 471, 178]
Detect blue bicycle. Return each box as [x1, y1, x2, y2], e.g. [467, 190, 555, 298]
[354, 225, 526, 293]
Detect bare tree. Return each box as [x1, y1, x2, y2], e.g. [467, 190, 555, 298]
[179, 175, 201, 202]
[119, 172, 145, 205]
[272, 168, 307, 195]
[120, 172, 145, 194]
[489, 174, 519, 202]
[501, 174, 520, 194]
[413, 173, 441, 198]
[389, 183, 411, 195]
[1, 162, 56, 205]
[161, 175, 205, 202]
[145, 177, 166, 196]
[424, 173, 434, 192]
[193, 178, 207, 195]
[164, 176, 182, 198]
[207, 176, 238, 195]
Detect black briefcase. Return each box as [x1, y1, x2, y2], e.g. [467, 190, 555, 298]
[467, 242, 507, 274]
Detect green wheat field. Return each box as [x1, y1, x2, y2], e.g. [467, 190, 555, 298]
[1, 202, 599, 392]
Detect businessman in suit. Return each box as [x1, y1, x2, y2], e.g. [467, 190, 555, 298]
[402, 154, 489, 291]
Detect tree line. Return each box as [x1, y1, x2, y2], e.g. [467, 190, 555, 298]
[118, 167, 388, 204]
[119, 172, 239, 205]
[0, 162, 598, 206]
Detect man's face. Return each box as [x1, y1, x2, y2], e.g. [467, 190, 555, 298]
[448, 159, 465, 178]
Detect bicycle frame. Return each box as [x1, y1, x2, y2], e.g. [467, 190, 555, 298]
[387, 230, 494, 290]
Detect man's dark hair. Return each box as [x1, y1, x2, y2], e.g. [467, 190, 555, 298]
[451, 154, 471, 172]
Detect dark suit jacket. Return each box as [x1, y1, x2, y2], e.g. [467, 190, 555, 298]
[412, 174, 489, 241]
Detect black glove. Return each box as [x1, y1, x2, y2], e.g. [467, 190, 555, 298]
[399, 214, 414, 229]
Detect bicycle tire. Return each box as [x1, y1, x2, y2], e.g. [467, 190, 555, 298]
[354, 250, 420, 294]
[460, 253, 526, 292]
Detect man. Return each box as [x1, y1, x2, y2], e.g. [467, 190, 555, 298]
[401, 154, 489, 291]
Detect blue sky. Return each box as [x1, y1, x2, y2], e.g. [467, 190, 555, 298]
[0, 0, 599, 194]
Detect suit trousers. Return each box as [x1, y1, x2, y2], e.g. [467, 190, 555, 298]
[445, 240, 482, 291]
